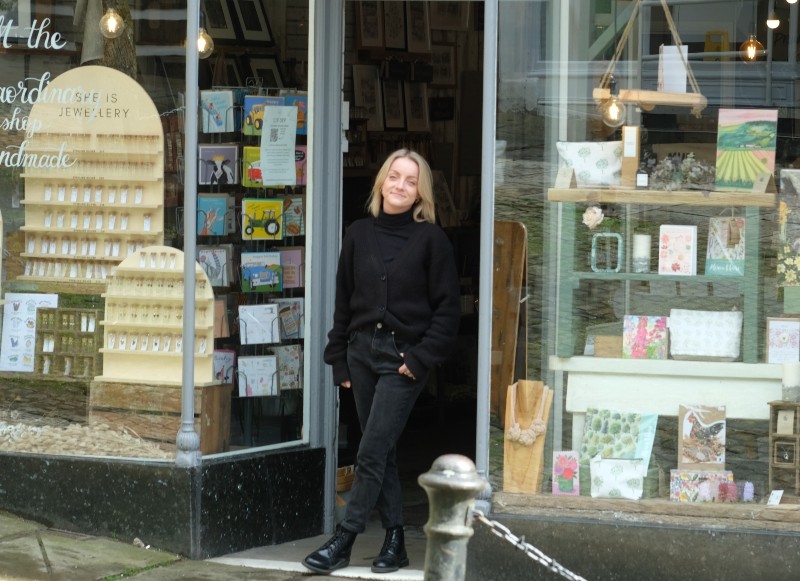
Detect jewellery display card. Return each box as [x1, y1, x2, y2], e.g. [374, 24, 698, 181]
[715, 108, 778, 192]
[238, 355, 278, 396]
[706, 216, 745, 276]
[279, 247, 305, 288]
[622, 315, 669, 359]
[766, 318, 800, 364]
[273, 344, 302, 391]
[200, 90, 235, 133]
[242, 198, 284, 241]
[678, 404, 726, 470]
[198, 244, 234, 288]
[776, 410, 796, 435]
[272, 297, 305, 340]
[552, 450, 579, 496]
[213, 349, 236, 383]
[658, 224, 697, 276]
[240, 251, 282, 293]
[238, 303, 279, 345]
[198, 144, 239, 186]
[0, 293, 59, 372]
[197, 194, 229, 236]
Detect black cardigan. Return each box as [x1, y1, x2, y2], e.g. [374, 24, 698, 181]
[324, 215, 461, 385]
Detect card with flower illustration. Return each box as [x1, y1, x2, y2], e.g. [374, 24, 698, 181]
[767, 317, 800, 364]
[552, 451, 579, 496]
[658, 224, 697, 276]
[622, 315, 669, 359]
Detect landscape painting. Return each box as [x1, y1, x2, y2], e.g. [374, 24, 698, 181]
[714, 108, 778, 191]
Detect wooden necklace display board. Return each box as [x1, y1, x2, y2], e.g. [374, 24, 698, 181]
[19, 65, 164, 294]
[504, 380, 554, 494]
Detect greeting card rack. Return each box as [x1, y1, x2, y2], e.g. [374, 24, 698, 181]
[34, 307, 103, 379]
[97, 247, 215, 385]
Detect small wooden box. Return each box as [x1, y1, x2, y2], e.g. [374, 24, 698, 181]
[88, 380, 232, 454]
[594, 336, 623, 358]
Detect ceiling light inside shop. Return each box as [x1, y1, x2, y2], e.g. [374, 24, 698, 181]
[197, 27, 215, 59]
[767, 11, 780, 28]
[739, 34, 764, 62]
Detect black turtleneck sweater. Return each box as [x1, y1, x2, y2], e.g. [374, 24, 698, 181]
[324, 209, 461, 384]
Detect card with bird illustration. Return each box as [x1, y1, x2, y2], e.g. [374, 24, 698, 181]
[678, 404, 726, 470]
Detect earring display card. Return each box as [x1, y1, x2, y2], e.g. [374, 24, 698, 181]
[242, 198, 284, 240]
[0, 293, 59, 372]
[240, 251, 282, 293]
[237, 355, 278, 396]
[238, 303, 279, 345]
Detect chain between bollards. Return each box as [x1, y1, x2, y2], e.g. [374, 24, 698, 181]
[418, 454, 487, 581]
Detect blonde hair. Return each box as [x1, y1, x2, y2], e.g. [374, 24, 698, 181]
[367, 149, 435, 223]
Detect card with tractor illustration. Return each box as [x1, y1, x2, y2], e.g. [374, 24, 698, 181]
[240, 251, 282, 293]
[242, 95, 285, 136]
[242, 198, 284, 241]
[714, 108, 777, 192]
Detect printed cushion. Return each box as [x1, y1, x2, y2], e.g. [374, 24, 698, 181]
[556, 141, 623, 186]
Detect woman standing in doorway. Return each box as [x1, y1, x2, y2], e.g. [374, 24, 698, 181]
[303, 149, 461, 575]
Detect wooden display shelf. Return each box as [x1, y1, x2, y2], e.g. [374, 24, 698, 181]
[592, 87, 708, 113]
[88, 380, 231, 454]
[547, 187, 776, 207]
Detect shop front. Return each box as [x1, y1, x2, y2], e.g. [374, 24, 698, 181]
[1, 0, 800, 574]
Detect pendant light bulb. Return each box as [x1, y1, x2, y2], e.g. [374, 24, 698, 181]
[99, 8, 125, 39]
[197, 27, 215, 59]
[601, 76, 626, 128]
[787, 0, 797, 5]
[739, 34, 764, 62]
[767, 11, 780, 29]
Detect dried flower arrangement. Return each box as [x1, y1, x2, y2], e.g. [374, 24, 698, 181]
[649, 153, 716, 191]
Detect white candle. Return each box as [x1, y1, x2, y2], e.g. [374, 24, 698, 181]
[633, 234, 651, 259]
[783, 362, 800, 388]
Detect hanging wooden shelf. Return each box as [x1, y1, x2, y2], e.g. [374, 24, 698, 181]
[592, 87, 707, 114]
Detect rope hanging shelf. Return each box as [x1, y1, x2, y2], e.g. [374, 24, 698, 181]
[593, 0, 708, 117]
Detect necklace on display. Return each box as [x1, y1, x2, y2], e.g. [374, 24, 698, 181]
[506, 383, 549, 446]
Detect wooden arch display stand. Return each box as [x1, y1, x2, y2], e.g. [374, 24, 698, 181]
[88, 247, 230, 454]
[20, 65, 164, 294]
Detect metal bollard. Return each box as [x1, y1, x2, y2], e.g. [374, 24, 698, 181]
[418, 454, 487, 581]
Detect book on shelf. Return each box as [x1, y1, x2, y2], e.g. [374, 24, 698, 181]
[240, 251, 282, 293]
[658, 224, 697, 276]
[705, 216, 745, 276]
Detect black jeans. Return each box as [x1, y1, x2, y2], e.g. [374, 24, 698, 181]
[341, 323, 426, 533]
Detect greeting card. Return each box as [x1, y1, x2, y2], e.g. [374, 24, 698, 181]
[198, 144, 239, 185]
[242, 198, 284, 240]
[552, 451, 579, 496]
[197, 244, 233, 287]
[238, 304, 279, 345]
[273, 344, 302, 391]
[622, 315, 669, 359]
[279, 247, 304, 288]
[678, 404, 726, 470]
[242, 146, 263, 188]
[272, 297, 304, 340]
[715, 108, 778, 192]
[294, 145, 308, 185]
[658, 224, 697, 276]
[197, 194, 228, 236]
[237, 355, 278, 396]
[282, 195, 305, 238]
[243, 95, 285, 136]
[705, 216, 745, 276]
[200, 90, 235, 133]
[766, 318, 800, 364]
[213, 349, 236, 384]
[240, 251, 282, 293]
[284, 94, 308, 135]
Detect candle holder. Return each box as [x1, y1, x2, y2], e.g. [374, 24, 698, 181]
[632, 234, 652, 274]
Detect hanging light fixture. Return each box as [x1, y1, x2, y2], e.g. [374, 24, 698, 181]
[787, 0, 797, 5]
[99, 7, 125, 39]
[767, 11, 781, 28]
[197, 27, 215, 58]
[600, 75, 626, 128]
[740, 34, 764, 62]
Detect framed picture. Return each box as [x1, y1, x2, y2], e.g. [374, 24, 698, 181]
[203, 0, 238, 40]
[406, 2, 431, 53]
[220, 54, 243, 86]
[383, 2, 406, 50]
[352, 64, 384, 132]
[382, 79, 405, 130]
[198, 144, 239, 186]
[247, 56, 284, 88]
[0, 0, 32, 39]
[774, 441, 796, 466]
[356, 1, 383, 49]
[431, 44, 457, 87]
[404, 81, 429, 132]
[231, 0, 274, 44]
[430, 2, 470, 31]
[767, 317, 800, 364]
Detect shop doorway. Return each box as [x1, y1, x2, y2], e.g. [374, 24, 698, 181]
[338, 0, 483, 527]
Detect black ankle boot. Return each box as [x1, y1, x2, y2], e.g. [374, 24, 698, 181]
[302, 528, 357, 574]
[371, 525, 409, 573]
